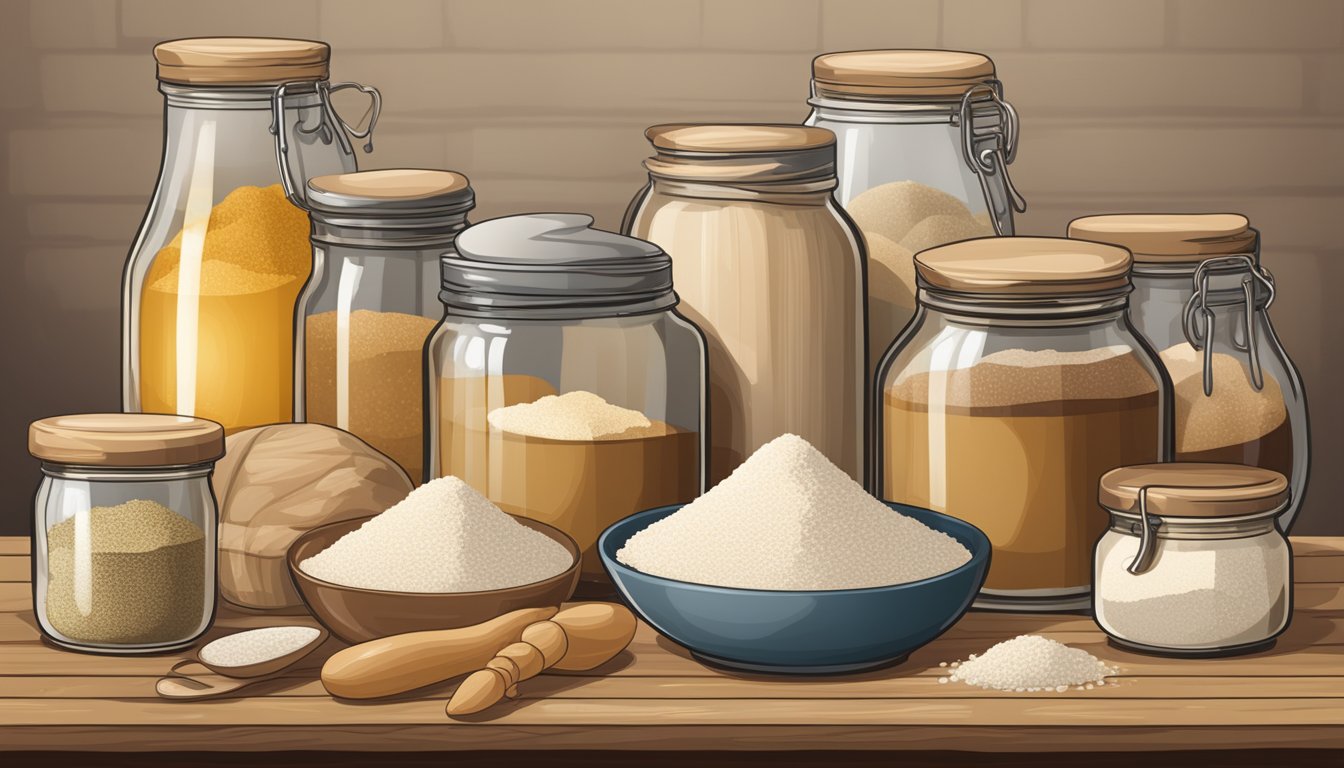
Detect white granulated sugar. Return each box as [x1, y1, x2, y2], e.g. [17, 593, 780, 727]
[299, 476, 573, 592]
[616, 434, 972, 590]
[487, 390, 653, 440]
[199, 626, 321, 667]
[941, 635, 1117, 692]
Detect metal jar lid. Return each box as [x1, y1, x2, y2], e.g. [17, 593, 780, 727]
[305, 169, 475, 248]
[29, 414, 226, 468]
[441, 213, 676, 319]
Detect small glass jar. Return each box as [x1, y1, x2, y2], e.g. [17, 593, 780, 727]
[427, 214, 705, 598]
[878, 237, 1171, 612]
[122, 38, 380, 435]
[1095, 463, 1292, 656]
[1069, 214, 1309, 531]
[624, 124, 867, 486]
[29, 414, 225, 654]
[295, 169, 475, 482]
[805, 50, 1025, 369]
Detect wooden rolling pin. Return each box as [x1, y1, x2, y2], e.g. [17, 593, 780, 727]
[321, 606, 557, 699]
[447, 602, 637, 717]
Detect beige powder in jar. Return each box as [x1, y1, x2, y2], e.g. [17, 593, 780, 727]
[45, 499, 206, 645]
[305, 309, 439, 480]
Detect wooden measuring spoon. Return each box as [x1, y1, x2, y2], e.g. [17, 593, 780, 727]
[156, 626, 332, 701]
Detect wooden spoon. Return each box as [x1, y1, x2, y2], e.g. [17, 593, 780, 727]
[195, 625, 329, 678]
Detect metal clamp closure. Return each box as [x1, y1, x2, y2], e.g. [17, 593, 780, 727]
[1126, 485, 1165, 575]
[957, 81, 1025, 234]
[1181, 253, 1276, 396]
[270, 80, 382, 208]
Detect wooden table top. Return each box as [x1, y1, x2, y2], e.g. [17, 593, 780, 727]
[1, 535, 1340, 755]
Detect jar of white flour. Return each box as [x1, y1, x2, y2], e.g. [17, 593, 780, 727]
[1095, 463, 1292, 657]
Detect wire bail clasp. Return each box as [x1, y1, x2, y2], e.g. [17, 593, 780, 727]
[1126, 485, 1164, 575]
[958, 80, 1026, 235]
[270, 80, 383, 208]
[1181, 250, 1275, 396]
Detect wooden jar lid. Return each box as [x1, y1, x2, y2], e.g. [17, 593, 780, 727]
[914, 236, 1133, 295]
[1069, 213, 1256, 263]
[1099, 463, 1289, 519]
[813, 50, 996, 98]
[30, 414, 225, 468]
[646, 124, 835, 154]
[154, 37, 330, 86]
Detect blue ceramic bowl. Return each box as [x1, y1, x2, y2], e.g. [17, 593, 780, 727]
[599, 502, 990, 675]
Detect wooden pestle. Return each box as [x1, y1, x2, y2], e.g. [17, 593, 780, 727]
[447, 603, 637, 717]
[321, 606, 557, 699]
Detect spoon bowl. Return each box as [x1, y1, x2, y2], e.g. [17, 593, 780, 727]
[195, 625, 329, 678]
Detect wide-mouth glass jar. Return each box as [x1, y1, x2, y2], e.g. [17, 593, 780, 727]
[29, 414, 225, 654]
[877, 237, 1171, 611]
[1069, 214, 1309, 531]
[805, 49, 1024, 369]
[295, 169, 475, 482]
[1095, 462, 1292, 656]
[122, 37, 379, 435]
[427, 214, 706, 598]
[624, 124, 867, 487]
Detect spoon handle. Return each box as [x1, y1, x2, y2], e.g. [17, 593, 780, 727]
[156, 669, 255, 700]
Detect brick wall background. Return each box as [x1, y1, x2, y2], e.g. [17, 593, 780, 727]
[1, 0, 1340, 534]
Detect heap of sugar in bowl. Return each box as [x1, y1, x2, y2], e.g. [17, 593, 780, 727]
[299, 476, 573, 592]
[617, 434, 971, 590]
[940, 635, 1117, 692]
[199, 626, 322, 668]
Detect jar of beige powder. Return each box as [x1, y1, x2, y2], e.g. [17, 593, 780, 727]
[1068, 214, 1309, 531]
[29, 414, 225, 654]
[427, 214, 705, 598]
[878, 237, 1170, 612]
[295, 169, 474, 483]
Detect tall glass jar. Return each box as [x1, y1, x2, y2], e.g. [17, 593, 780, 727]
[878, 238, 1171, 611]
[29, 414, 225, 654]
[427, 214, 705, 598]
[624, 124, 867, 486]
[296, 169, 474, 482]
[122, 38, 380, 435]
[805, 50, 1024, 370]
[1095, 463, 1292, 656]
[1069, 214, 1309, 531]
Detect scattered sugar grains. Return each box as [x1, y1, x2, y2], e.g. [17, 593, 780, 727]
[939, 635, 1117, 692]
[488, 390, 656, 441]
[299, 476, 573, 592]
[199, 626, 321, 668]
[616, 434, 971, 590]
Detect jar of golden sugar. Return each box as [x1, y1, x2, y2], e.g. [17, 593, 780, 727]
[1095, 463, 1292, 657]
[877, 237, 1170, 612]
[427, 214, 705, 598]
[29, 414, 225, 654]
[295, 169, 475, 483]
[624, 124, 867, 487]
[1069, 214, 1309, 531]
[805, 49, 1024, 371]
[122, 38, 380, 435]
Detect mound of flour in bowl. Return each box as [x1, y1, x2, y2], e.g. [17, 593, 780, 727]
[299, 476, 573, 592]
[616, 434, 971, 590]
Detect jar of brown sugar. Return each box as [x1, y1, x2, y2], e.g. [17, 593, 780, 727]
[295, 169, 475, 482]
[1068, 214, 1309, 531]
[29, 414, 225, 654]
[877, 237, 1171, 612]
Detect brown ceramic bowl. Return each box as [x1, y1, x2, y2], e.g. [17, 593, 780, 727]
[286, 514, 580, 644]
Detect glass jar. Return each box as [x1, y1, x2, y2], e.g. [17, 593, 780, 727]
[29, 414, 225, 654]
[1069, 214, 1309, 531]
[122, 38, 380, 435]
[427, 214, 705, 598]
[805, 50, 1025, 370]
[624, 124, 867, 486]
[1095, 463, 1292, 656]
[878, 237, 1171, 611]
[295, 169, 475, 482]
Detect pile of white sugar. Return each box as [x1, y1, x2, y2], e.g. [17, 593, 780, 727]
[488, 390, 656, 440]
[199, 626, 321, 667]
[940, 635, 1117, 692]
[616, 434, 972, 590]
[299, 476, 573, 592]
